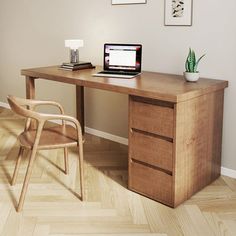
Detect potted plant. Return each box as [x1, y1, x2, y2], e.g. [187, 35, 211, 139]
[184, 48, 206, 82]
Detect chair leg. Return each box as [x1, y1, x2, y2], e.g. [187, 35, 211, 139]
[17, 149, 37, 212]
[11, 147, 24, 186]
[78, 144, 84, 201]
[64, 147, 69, 175]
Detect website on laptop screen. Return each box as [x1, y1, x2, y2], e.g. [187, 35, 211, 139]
[104, 44, 142, 72]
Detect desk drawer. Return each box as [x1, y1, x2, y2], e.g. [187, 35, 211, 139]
[129, 161, 173, 205]
[129, 130, 173, 172]
[130, 98, 174, 138]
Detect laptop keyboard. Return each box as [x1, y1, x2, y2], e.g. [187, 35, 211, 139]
[98, 71, 139, 76]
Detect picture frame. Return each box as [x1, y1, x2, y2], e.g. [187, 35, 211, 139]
[112, 0, 147, 5]
[165, 0, 193, 26]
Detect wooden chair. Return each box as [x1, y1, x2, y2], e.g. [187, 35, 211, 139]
[7, 95, 84, 212]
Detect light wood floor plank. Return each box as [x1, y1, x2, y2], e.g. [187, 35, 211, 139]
[49, 223, 151, 234]
[18, 217, 37, 236]
[223, 220, 236, 236]
[128, 191, 148, 225]
[222, 176, 236, 191]
[184, 205, 215, 236]
[32, 224, 50, 236]
[203, 212, 233, 236]
[1, 209, 22, 236]
[50, 234, 166, 236]
[0, 203, 11, 235]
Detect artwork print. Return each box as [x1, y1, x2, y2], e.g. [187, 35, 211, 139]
[172, 0, 184, 18]
[165, 0, 192, 26]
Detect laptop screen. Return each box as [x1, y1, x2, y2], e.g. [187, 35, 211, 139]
[104, 43, 142, 72]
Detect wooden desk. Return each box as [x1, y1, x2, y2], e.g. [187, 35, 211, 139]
[21, 65, 228, 207]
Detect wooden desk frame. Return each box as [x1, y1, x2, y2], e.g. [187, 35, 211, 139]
[22, 66, 228, 207]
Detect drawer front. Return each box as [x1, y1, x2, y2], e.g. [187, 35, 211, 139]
[130, 99, 174, 138]
[129, 161, 173, 205]
[129, 130, 173, 172]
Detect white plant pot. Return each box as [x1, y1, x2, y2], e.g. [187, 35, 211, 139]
[184, 72, 200, 82]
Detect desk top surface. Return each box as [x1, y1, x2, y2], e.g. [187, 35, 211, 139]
[21, 66, 228, 103]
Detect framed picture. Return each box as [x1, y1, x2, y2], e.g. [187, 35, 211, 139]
[112, 0, 147, 5]
[165, 0, 193, 26]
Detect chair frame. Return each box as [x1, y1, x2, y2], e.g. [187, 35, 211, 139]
[7, 95, 84, 212]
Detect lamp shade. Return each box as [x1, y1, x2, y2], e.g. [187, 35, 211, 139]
[65, 39, 84, 49]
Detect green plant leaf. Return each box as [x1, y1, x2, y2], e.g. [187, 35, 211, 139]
[194, 54, 206, 72]
[191, 50, 196, 64]
[185, 49, 191, 71]
[196, 53, 206, 65]
[189, 50, 196, 72]
[185, 58, 189, 72]
[185, 48, 191, 72]
[187, 49, 193, 71]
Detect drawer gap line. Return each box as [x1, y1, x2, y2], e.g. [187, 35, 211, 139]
[131, 128, 173, 143]
[131, 96, 175, 108]
[131, 158, 173, 176]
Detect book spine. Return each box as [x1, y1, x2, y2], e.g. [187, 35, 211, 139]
[59, 65, 95, 71]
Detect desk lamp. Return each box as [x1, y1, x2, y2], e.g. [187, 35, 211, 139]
[65, 39, 84, 64]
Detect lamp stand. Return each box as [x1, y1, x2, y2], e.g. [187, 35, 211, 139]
[70, 49, 79, 63]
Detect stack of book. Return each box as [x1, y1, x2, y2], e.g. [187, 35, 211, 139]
[59, 62, 95, 71]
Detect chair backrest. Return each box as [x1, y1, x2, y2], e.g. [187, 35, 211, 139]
[7, 95, 40, 121]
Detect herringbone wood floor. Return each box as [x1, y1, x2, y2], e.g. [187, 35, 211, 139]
[0, 107, 236, 236]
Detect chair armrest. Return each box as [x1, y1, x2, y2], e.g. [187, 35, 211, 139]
[22, 99, 65, 130]
[28, 100, 65, 115]
[9, 96, 65, 114]
[40, 113, 83, 141]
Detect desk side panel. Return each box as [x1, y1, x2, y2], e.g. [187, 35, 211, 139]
[173, 90, 224, 206]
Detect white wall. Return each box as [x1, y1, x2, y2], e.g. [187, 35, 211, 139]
[0, 0, 236, 170]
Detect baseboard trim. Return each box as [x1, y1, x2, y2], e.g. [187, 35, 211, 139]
[0, 102, 10, 109]
[221, 167, 236, 179]
[1, 101, 235, 178]
[85, 127, 128, 145]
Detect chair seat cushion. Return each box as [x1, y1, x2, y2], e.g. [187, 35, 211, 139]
[19, 125, 79, 149]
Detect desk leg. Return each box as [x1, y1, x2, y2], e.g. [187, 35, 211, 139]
[26, 76, 35, 99]
[76, 85, 85, 134]
[25, 76, 36, 129]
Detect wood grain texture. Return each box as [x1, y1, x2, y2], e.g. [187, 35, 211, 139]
[76, 85, 85, 134]
[129, 130, 173, 172]
[1, 107, 236, 235]
[129, 89, 226, 207]
[129, 160, 173, 206]
[25, 76, 36, 100]
[25, 77, 36, 129]
[18, 125, 78, 149]
[129, 97, 174, 138]
[173, 90, 225, 207]
[21, 65, 228, 102]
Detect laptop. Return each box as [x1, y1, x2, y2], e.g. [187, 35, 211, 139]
[93, 43, 142, 78]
